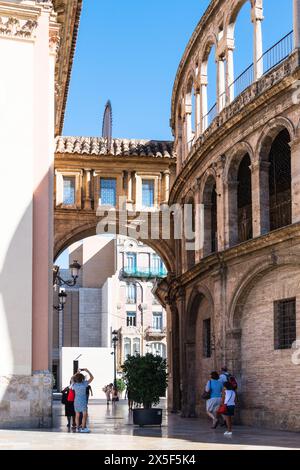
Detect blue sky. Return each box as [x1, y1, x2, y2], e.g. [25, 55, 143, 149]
[59, 0, 292, 266]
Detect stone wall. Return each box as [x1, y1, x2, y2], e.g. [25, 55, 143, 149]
[0, 372, 52, 429]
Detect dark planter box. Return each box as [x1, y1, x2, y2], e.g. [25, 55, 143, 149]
[133, 408, 163, 426]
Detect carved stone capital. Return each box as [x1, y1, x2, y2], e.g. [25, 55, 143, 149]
[49, 28, 60, 54]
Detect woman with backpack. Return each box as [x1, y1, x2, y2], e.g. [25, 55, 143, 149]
[72, 368, 94, 433]
[204, 371, 223, 429]
[61, 380, 76, 430]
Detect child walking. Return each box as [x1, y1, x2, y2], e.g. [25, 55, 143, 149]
[221, 381, 237, 437]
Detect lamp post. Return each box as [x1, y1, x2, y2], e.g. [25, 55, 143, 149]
[112, 330, 119, 388]
[53, 290, 67, 348]
[53, 260, 81, 288]
[134, 280, 147, 356]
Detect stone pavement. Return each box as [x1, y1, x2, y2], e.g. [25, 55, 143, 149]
[0, 399, 299, 450]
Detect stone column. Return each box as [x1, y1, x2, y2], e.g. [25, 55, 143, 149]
[251, 161, 270, 237]
[194, 178, 202, 263]
[217, 56, 226, 112]
[127, 171, 133, 202]
[225, 45, 235, 103]
[226, 180, 239, 248]
[195, 86, 201, 138]
[294, 0, 300, 48]
[185, 105, 193, 153]
[163, 170, 171, 204]
[215, 157, 226, 251]
[290, 136, 300, 223]
[200, 74, 208, 132]
[252, 5, 264, 80]
[84, 169, 92, 209]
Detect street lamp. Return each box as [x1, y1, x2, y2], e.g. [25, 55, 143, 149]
[53, 260, 81, 288]
[112, 330, 119, 388]
[53, 290, 67, 348]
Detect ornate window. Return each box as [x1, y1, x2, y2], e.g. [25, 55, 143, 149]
[100, 177, 117, 206]
[142, 179, 154, 208]
[124, 337, 131, 359]
[126, 283, 136, 304]
[152, 312, 163, 331]
[63, 176, 76, 205]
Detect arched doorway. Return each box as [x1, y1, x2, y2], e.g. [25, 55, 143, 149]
[183, 288, 214, 417]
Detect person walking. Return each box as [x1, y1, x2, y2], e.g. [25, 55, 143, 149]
[219, 366, 230, 384]
[112, 385, 119, 404]
[103, 383, 113, 405]
[61, 381, 76, 430]
[72, 368, 94, 433]
[221, 381, 237, 437]
[205, 371, 223, 429]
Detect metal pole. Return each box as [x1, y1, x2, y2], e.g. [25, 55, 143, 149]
[114, 340, 117, 387]
[135, 280, 144, 355]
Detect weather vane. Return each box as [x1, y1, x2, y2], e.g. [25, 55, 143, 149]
[102, 100, 112, 153]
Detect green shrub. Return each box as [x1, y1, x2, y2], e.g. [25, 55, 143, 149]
[122, 353, 168, 409]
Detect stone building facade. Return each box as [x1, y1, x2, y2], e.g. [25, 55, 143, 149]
[154, 0, 300, 432]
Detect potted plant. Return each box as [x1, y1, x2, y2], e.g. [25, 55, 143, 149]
[122, 353, 168, 426]
[116, 378, 126, 398]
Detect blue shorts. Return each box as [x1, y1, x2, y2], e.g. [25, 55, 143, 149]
[225, 405, 235, 416]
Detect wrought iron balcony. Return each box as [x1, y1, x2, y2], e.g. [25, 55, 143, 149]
[144, 326, 167, 339]
[120, 267, 167, 280]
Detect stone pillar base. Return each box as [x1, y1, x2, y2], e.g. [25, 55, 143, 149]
[0, 372, 52, 429]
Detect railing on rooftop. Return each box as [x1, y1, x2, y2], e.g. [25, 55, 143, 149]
[190, 31, 294, 145]
[229, 63, 254, 100]
[258, 30, 293, 75]
[202, 102, 217, 131]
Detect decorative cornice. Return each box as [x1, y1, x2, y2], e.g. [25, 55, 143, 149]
[0, 16, 37, 40]
[53, 0, 83, 136]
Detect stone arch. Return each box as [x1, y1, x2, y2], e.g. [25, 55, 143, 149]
[182, 284, 214, 417]
[226, 0, 253, 40]
[228, 255, 300, 330]
[227, 257, 300, 426]
[256, 116, 295, 161]
[199, 32, 217, 76]
[225, 142, 254, 246]
[256, 117, 294, 233]
[54, 219, 175, 273]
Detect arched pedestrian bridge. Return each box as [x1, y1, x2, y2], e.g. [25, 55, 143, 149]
[54, 136, 177, 271]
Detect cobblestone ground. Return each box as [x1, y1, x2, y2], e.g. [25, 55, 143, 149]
[0, 399, 299, 450]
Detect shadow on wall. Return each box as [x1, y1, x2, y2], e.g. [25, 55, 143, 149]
[0, 169, 53, 427]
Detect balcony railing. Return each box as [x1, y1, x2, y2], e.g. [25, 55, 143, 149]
[229, 63, 254, 100]
[202, 102, 217, 131]
[189, 31, 294, 148]
[258, 30, 293, 75]
[121, 267, 168, 279]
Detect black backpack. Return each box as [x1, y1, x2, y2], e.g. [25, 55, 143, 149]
[61, 388, 69, 405]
